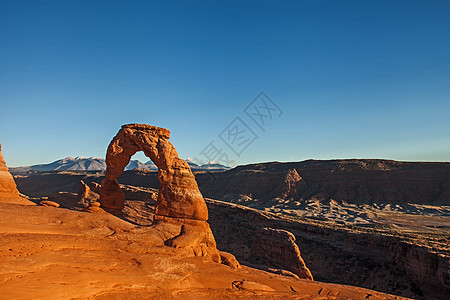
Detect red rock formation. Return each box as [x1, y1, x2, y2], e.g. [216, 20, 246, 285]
[38, 200, 60, 207]
[250, 227, 313, 280]
[88, 182, 101, 194]
[0, 142, 33, 205]
[77, 180, 104, 213]
[219, 251, 241, 269]
[100, 124, 207, 220]
[100, 124, 223, 263]
[77, 180, 100, 207]
[78, 180, 98, 200]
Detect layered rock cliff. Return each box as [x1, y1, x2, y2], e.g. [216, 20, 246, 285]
[196, 159, 450, 206]
[205, 199, 449, 300]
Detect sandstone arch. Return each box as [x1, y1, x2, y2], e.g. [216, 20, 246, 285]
[99, 124, 226, 262]
[100, 124, 208, 221]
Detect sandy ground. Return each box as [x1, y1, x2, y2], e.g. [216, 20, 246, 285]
[0, 201, 408, 299]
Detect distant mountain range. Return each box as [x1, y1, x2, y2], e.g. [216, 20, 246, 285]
[9, 156, 230, 174]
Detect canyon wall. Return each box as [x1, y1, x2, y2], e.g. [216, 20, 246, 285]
[196, 159, 450, 206]
[205, 199, 449, 300]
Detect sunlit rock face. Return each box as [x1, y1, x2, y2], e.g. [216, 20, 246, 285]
[100, 124, 208, 220]
[250, 227, 313, 280]
[0, 142, 22, 202]
[100, 124, 220, 262]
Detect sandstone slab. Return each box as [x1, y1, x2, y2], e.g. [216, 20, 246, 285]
[250, 227, 313, 280]
[39, 200, 60, 208]
[0, 202, 406, 300]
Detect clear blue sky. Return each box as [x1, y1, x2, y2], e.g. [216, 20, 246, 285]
[1, 0, 449, 167]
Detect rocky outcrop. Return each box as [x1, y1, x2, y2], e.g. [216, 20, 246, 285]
[76, 180, 105, 213]
[77, 180, 100, 207]
[100, 124, 223, 263]
[0, 142, 33, 205]
[0, 142, 20, 200]
[219, 251, 240, 269]
[250, 227, 313, 280]
[88, 182, 101, 194]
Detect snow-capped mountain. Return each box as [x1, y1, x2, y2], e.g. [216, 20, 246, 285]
[9, 157, 106, 173]
[9, 156, 230, 174]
